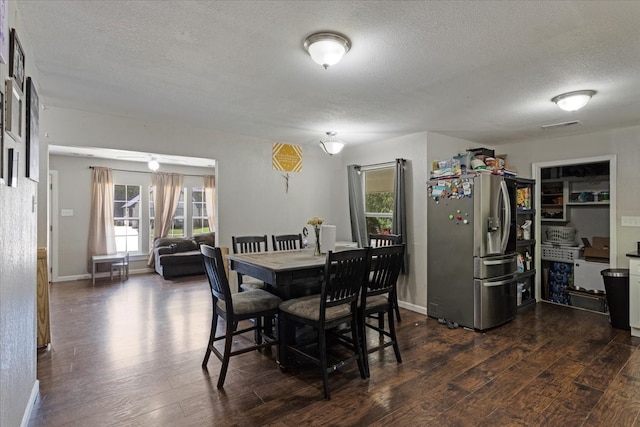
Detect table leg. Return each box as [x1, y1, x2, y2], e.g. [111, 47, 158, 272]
[92, 260, 96, 285]
[277, 277, 297, 370]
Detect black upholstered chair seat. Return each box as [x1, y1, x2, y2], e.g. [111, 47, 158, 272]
[279, 295, 351, 322]
[361, 294, 388, 309]
[216, 289, 281, 315]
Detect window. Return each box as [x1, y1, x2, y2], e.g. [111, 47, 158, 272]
[192, 187, 210, 234]
[363, 167, 395, 235]
[149, 187, 186, 240]
[113, 184, 141, 253]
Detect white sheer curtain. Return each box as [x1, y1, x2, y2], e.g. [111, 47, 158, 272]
[204, 175, 216, 233]
[87, 167, 116, 271]
[147, 172, 184, 266]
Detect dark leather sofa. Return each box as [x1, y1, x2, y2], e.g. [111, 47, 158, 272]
[153, 233, 215, 279]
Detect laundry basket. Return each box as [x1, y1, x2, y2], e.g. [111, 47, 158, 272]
[545, 226, 576, 244]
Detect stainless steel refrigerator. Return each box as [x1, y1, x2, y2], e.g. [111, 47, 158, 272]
[427, 173, 518, 330]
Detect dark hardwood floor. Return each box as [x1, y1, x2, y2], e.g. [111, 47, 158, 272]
[31, 273, 640, 426]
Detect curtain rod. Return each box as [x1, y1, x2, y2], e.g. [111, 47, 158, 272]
[359, 159, 405, 171]
[89, 166, 210, 178]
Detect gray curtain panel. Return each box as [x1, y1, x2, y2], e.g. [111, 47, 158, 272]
[347, 164, 367, 248]
[392, 158, 408, 273]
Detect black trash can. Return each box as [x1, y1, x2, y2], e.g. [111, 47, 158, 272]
[601, 269, 630, 330]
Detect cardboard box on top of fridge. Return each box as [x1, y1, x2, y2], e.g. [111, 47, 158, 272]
[584, 237, 610, 262]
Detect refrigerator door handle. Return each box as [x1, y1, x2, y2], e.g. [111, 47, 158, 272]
[483, 258, 516, 266]
[482, 274, 518, 287]
[499, 179, 511, 253]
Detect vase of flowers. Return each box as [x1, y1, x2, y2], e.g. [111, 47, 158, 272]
[307, 216, 324, 256]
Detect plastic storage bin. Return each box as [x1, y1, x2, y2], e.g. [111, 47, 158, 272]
[601, 269, 630, 330]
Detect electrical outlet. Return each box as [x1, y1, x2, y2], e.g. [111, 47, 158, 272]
[621, 216, 640, 227]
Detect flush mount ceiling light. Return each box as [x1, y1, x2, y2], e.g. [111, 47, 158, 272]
[304, 32, 351, 69]
[319, 131, 345, 155]
[147, 158, 160, 171]
[551, 90, 597, 112]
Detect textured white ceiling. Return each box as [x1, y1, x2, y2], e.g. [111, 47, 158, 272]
[16, 1, 640, 149]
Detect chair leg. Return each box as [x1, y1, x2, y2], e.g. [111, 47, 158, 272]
[319, 329, 331, 400]
[202, 310, 219, 367]
[217, 319, 234, 388]
[393, 292, 401, 322]
[359, 310, 370, 378]
[255, 317, 263, 345]
[351, 312, 367, 380]
[387, 305, 402, 364]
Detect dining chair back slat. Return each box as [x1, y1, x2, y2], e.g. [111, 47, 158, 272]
[272, 234, 303, 251]
[201, 245, 233, 312]
[369, 233, 402, 247]
[232, 235, 269, 291]
[322, 249, 371, 313]
[233, 235, 269, 254]
[368, 233, 403, 321]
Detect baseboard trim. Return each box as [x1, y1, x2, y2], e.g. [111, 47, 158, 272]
[398, 300, 427, 315]
[21, 380, 39, 427]
[53, 268, 156, 283]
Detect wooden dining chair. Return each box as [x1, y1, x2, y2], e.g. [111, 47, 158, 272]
[231, 235, 268, 291]
[278, 248, 370, 400]
[368, 233, 403, 321]
[200, 245, 281, 388]
[359, 244, 404, 377]
[272, 233, 304, 251]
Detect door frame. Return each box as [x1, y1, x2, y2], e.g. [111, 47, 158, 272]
[532, 155, 617, 301]
[49, 170, 59, 282]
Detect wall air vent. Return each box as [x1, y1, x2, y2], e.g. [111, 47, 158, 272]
[540, 120, 582, 130]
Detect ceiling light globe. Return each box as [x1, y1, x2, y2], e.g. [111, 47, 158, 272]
[552, 90, 596, 112]
[308, 40, 346, 68]
[148, 159, 160, 171]
[304, 32, 351, 69]
[319, 141, 345, 155]
[319, 131, 345, 155]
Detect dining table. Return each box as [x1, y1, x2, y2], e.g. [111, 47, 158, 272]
[227, 246, 355, 367]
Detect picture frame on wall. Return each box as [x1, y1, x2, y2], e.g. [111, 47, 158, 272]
[9, 28, 25, 92]
[7, 147, 17, 187]
[0, 0, 8, 64]
[5, 78, 22, 142]
[26, 77, 39, 182]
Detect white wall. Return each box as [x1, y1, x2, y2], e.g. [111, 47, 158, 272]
[49, 155, 215, 278]
[42, 106, 344, 287]
[499, 125, 640, 267]
[0, 4, 39, 426]
[337, 131, 486, 312]
[339, 132, 429, 312]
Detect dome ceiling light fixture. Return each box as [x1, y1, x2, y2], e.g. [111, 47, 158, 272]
[148, 158, 160, 171]
[319, 131, 345, 155]
[551, 90, 597, 112]
[303, 32, 351, 69]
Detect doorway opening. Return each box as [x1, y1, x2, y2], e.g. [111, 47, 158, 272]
[532, 155, 616, 312]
